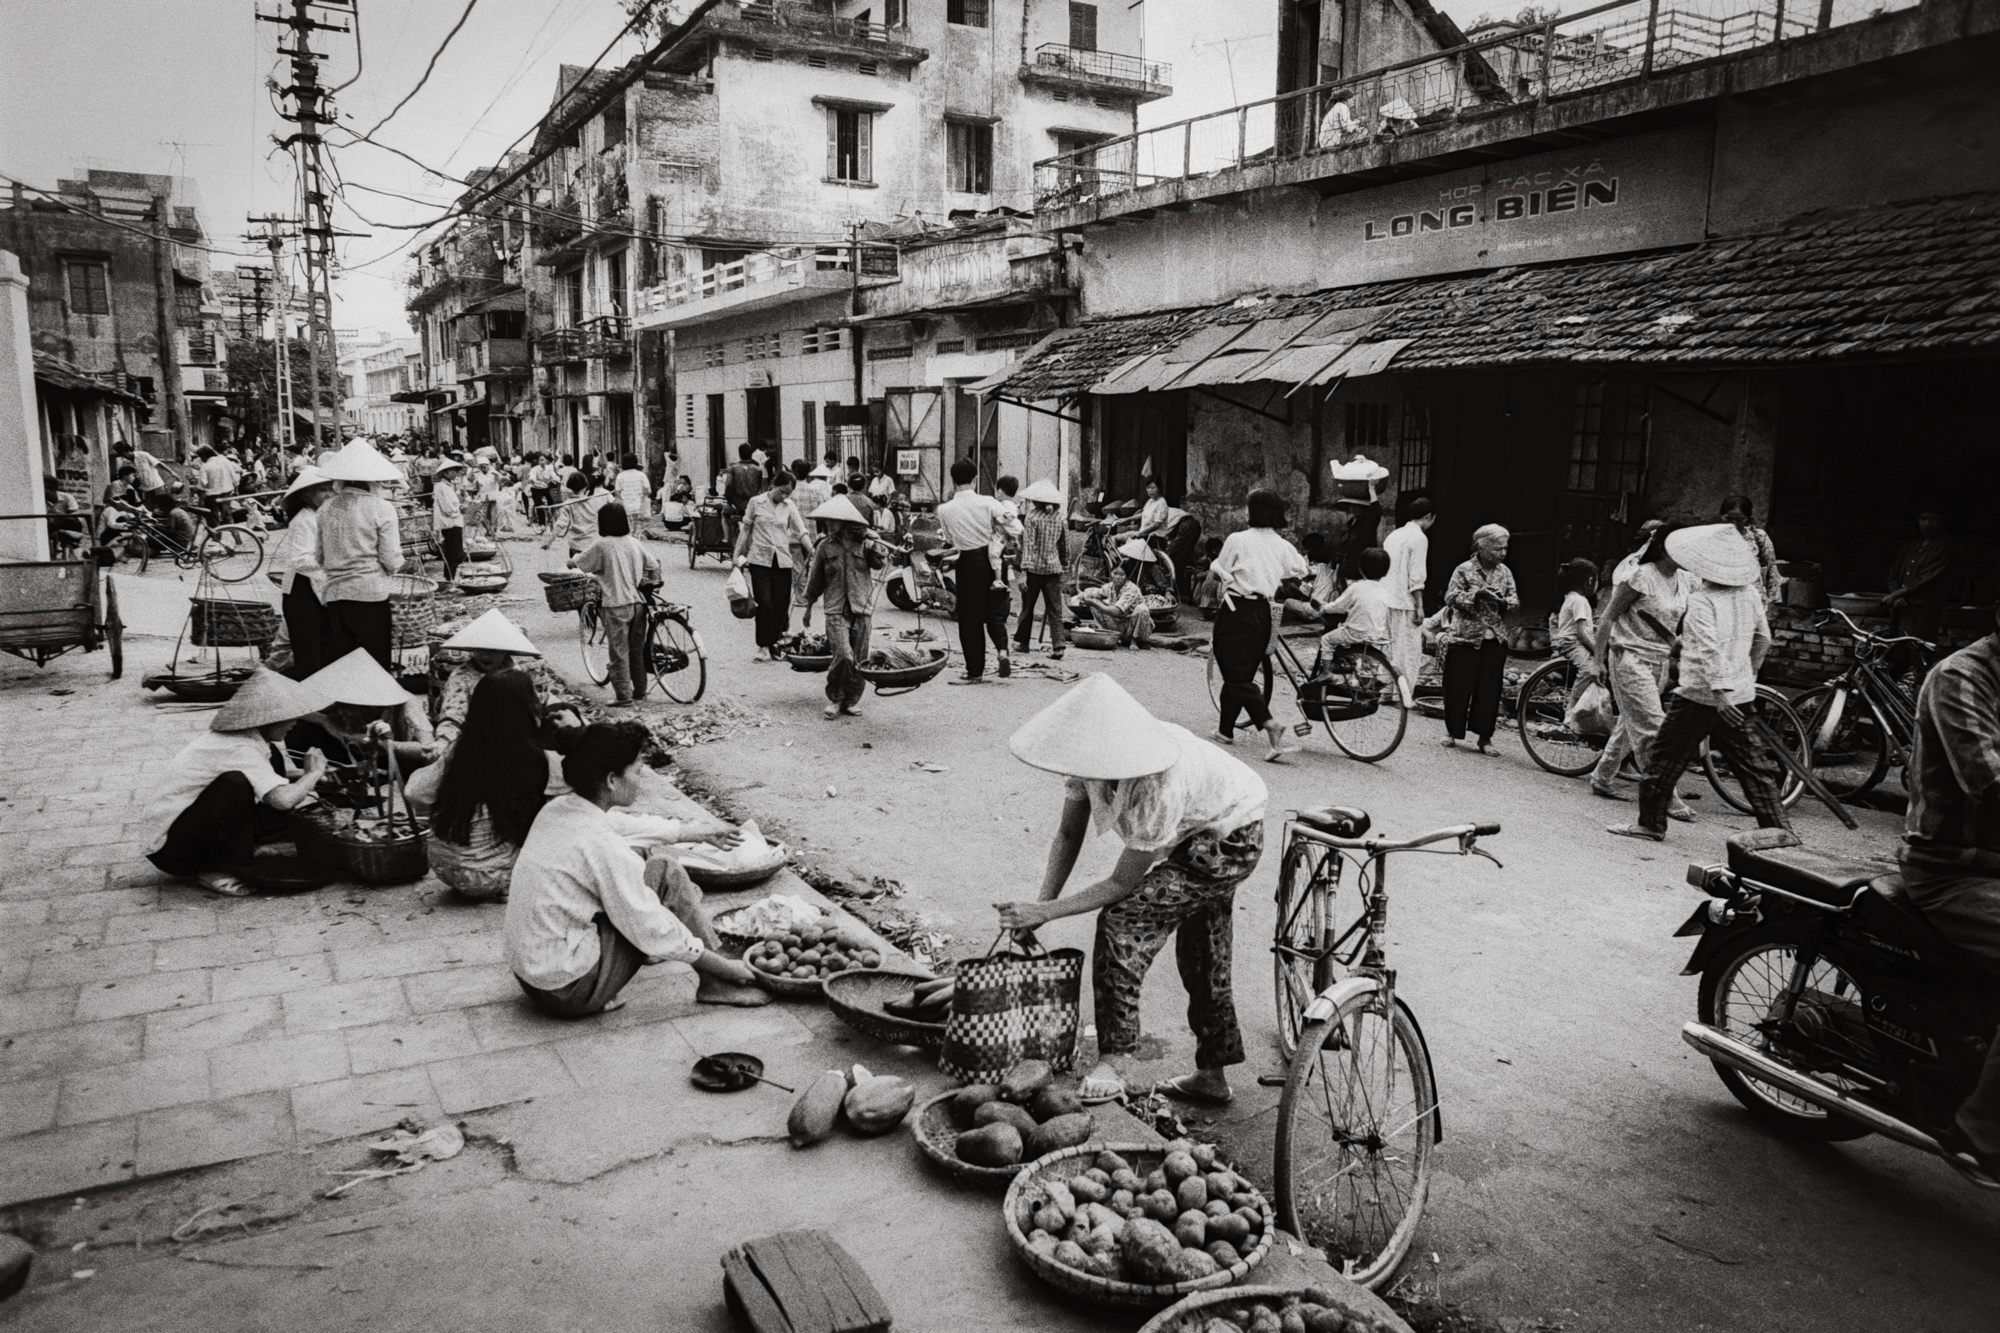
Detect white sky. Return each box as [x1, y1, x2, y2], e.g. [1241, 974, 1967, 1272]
[0, 0, 1488, 339]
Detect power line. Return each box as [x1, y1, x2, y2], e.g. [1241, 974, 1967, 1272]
[0, 172, 271, 261]
[349, 0, 482, 142]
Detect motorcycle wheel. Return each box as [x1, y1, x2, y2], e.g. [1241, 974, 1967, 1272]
[885, 575, 916, 612]
[1697, 925, 1873, 1142]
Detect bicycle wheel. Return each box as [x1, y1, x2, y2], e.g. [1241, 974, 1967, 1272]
[199, 525, 264, 583]
[1516, 659, 1603, 777]
[1703, 685, 1809, 814]
[1273, 836, 1340, 1060]
[1791, 684, 1890, 801]
[1320, 647, 1408, 763]
[1206, 650, 1275, 714]
[577, 603, 611, 686]
[1275, 989, 1438, 1290]
[648, 614, 707, 704]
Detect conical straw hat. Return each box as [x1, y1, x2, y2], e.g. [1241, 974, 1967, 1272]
[1009, 673, 1180, 780]
[1666, 523, 1760, 588]
[809, 494, 868, 526]
[211, 666, 323, 733]
[439, 609, 540, 656]
[283, 466, 330, 497]
[1019, 479, 1063, 506]
[318, 438, 404, 483]
[303, 648, 418, 708]
[1115, 537, 1158, 564]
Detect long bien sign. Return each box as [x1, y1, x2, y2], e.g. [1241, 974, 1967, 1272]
[1318, 123, 1713, 286]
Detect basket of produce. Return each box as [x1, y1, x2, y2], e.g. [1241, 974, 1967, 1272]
[713, 893, 826, 952]
[780, 632, 833, 672]
[740, 920, 886, 998]
[146, 666, 255, 701]
[189, 596, 281, 648]
[463, 538, 499, 562]
[289, 806, 350, 868]
[1070, 628, 1121, 651]
[538, 570, 600, 613]
[824, 969, 951, 1050]
[454, 568, 510, 594]
[1145, 595, 1179, 630]
[1004, 1140, 1276, 1309]
[912, 1061, 1098, 1189]
[1140, 1285, 1405, 1333]
[856, 647, 949, 696]
[388, 574, 438, 650]
[333, 814, 429, 885]
[671, 821, 789, 889]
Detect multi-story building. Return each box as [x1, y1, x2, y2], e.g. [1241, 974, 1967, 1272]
[2, 169, 231, 501]
[339, 334, 422, 438]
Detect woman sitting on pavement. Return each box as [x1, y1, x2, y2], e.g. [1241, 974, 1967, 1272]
[505, 721, 769, 1016]
[425, 670, 556, 902]
[143, 668, 330, 898]
[995, 674, 1269, 1106]
[289, 649, 439, 807]
[1071, 540, 1157, 648]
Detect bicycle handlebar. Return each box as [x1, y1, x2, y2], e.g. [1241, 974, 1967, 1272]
[1294, 819, 1501, 853]
[1818, 606, 1934, 653]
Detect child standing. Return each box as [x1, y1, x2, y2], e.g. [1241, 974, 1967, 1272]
[571, 504, 661, 707]
[1550, 556, 1599, 689]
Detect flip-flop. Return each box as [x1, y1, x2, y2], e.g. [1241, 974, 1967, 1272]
[1606, 823, 1665, 842]
[1154, 1074, 1233, 1107]
[1078, 1078, 1127, 1105]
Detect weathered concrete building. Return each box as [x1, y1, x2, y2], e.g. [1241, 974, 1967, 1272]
[980, 0, 2000, 652]
[340, 335, 422, 438]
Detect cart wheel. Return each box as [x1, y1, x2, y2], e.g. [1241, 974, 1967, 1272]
[688, 534, 699, 568]
[105, 577, 124, 680]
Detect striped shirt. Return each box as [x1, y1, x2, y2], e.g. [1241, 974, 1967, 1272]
[1020, 508, 1066, 575]
[1902, 633, 2000, 877]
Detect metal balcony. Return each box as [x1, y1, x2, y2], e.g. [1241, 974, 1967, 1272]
[1022, 43, 1172, 100]
[578, 314, 631, 360]
[533, 328, 586, 363]
[457, 338, 530, 380]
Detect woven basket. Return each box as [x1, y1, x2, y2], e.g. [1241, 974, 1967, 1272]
[911, 1090, 1031, 1189]
[335, 827, 430, 885]
[1139, 1286, 1328, 1333]
[539, 571, 599, 613]
[785, 652, 833, 673]
[1003, 1143, 1276, 1309]
[753, 969, 829, 1000]
[189, 596, 280, 648]
[289, 808, 348, 868]
[387, 575, 437, 650]
[856, 649, 949, 692]
[823, 968, 948, 1051]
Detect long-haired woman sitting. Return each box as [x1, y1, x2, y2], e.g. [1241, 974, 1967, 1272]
[426, 670, 549, 902]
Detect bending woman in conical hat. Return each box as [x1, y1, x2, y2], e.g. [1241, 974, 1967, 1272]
[995, 674, 1270, 1106]
[141, 668, 330, 898]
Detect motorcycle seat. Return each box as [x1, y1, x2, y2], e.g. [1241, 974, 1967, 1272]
[1856, 874, 1970, 958]
[1726, 831, 1894, 908]
[1295, 806, 1371, 838]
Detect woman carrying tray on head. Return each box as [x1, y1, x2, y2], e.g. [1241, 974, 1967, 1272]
[993, 674, 1269, 1107]
[142, 668, 330, 898]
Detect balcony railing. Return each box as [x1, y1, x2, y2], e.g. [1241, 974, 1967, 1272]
[456, 338, 530, 379]
[737, 1, 903, 45]
[578, 314, 631, 359]
[533, 328, 585, 363]
[1029, 43, 1171, 89]
[650, 246, 899, 309]
[184, 331, 217, 365]
[1032, 0, 1920, 211]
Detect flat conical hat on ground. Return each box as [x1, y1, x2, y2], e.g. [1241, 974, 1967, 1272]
[809, 494, 868, 526]
[304, 648, 418, 708]
[1009, 673, 1180, 780]
[211, 666, 322, 733]
[439, 608, 540, 656]
[1666, 523, 1760, 588]
[1019, 479, 1063, 506]
[318, 439, 404, 483]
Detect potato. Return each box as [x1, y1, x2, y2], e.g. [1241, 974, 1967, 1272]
[1053, 1240, 1091, 1272]
[973, 1101, 1038, 1135]
[1111, 1168, 1145, 1195]
[1204, 1199, 1233, 1219]
[1173, 1210, 1207, 1249]
[1246, 1305, 1283, 1333]
[1110, 1189, 1135, 1212]
[1301, 1307, 1347, 1333]
[1176, 1175, 1208, 1212]
[1175, 1246, 1221, 1280]
[1083, 1167, 1113, 1188]
[1143, 1168, 1169, 1194]
[1228, 1192, 1259, 1212]
[1164, 1137, 1195, 1156]
[1027, 1228, 1058, 1257]
[1280, 1309, 1308, 1333]
[1083, 1251, 1120, 1279]
[1162, 1150, 1200, 1187]
[1206, 1212, 1251, 1247]
[1191, 1142, 1219, 1171]
[1204, 1171, 1237, 1200]
[1095, 1150, 1131, 1176]
[1033, 1204, 1067, 1235]
[1140, 1188, 1180, 1224]
[1068, 1174, 1108, 1205]
[1207, 1239, 1244, 1269]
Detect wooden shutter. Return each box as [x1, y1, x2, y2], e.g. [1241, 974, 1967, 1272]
[857, 112, 873, 183]
[1070, 3, 1097, 51]
[826, 108, 839, 179]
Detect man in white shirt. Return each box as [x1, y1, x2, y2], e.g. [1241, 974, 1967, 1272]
[506, 722, 769, 1015]
[937, 458, 1023, 683]
[1380, 498, 1435, 684]
[1610, 524, 1790, 843]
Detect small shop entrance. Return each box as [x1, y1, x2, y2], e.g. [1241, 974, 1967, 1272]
[1098, 390, 1187, 503]
[747, 387, 780, 468]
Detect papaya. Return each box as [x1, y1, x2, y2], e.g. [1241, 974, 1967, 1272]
[951, 1083, 1001, 1125]
[1029, 1083, 1084, 1123]
[787, 1070, 847, 1147]
[1023, 1111, 1094, 1160]
[973, 1101, 1038, 1135]
[955, 1122, 1024, 1167]
[843, 1075, 915, 1135]
[999, 1059, 1053, 1104]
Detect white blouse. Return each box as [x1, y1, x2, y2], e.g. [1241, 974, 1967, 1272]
[1065, 724, 1268, 853]
[1211, 528, 1309, 603]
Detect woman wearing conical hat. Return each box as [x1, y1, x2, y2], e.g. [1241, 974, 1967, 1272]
[314, 438, 407, 671]
[995, 674, 1269, 1106]
[141, 669, 330, 897]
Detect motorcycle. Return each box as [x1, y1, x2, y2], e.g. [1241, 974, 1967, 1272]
[883, 515, 957, 616]
[1677, 828, 1999, 1188]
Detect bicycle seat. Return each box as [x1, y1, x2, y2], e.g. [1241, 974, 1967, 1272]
[1725, 830, 1891, 908]
[1295, 806, 1371, 838]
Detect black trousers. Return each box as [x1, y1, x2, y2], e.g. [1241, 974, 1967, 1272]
[1443, 638, 1507, 742]
[324, 598, 393, 671]
[1015, 571, 1065, 652]
[282, 579, 328, 679]
[953, 546, 1009, 678]
[440, 525, 465, 578]
[748, 562, 791, 650]
[147, 772, 288, 876]
[1213, 597, 1273, 736]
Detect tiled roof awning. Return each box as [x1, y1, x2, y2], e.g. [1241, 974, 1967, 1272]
[977, 192, 2000, 398]
[31, 353, 146, 405]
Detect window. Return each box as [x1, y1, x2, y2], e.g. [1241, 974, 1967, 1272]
[65, 261, 109, 316]
[605, 250, 627, 317]
[700, 344, 726, 368]
[802, 325, 845, 354]
[1399, 397, 1433, 496]
[802, 400, 818, 456]
[1562, 379, 1651, 570]
[744, 332, 783, 361]
[174, 282, 202, 326]
[947, 0, 988, 26]
[1068, 2, 1098, 50]
[563, 268, 585, 325]
[827, 108, 874, 183]
[946, 120, 993, 194]
[883, 0, 905, 26]
[807, 53, 829, 69]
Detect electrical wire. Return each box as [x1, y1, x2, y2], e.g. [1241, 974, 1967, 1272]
[348, 0, 480, 142]
[0, 172, 271, 262]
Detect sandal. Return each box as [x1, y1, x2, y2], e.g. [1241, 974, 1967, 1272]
[1606, 823, 1665, 842]
[1154, 1073, 1233, 1107]
[1078, 1074, 1127, 1105]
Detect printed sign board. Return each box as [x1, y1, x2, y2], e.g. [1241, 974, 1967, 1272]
[894, 449, 921, 478]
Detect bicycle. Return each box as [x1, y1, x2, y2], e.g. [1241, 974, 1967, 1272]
[1062, 514, 1177, 604]
[1270, 806, 1502, 1289]
[576, 583, 708, 704]
[118, 504, 264, 582]
[1791, 608, 1928, 801]
[1206, 625, 1409, 762]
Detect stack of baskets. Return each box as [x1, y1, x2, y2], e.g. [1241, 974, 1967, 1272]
[388, 575, 438, 651]
[540, 570, 600, 613]
[189, 596, 280, 648]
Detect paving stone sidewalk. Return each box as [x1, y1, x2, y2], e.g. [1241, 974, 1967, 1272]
[0, 622, 836, 1210]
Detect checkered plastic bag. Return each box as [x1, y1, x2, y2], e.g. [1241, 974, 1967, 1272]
[938, 934, 1083, 1084]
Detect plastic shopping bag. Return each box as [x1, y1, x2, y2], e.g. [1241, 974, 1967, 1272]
[1564, 680, 1615, 738]
[724, 566, 758, 620]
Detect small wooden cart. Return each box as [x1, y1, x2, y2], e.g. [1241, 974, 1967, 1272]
[0, 557, 123, 679]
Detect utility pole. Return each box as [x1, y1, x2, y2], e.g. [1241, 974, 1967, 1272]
[247, 219, 299, 452]
[260, 0, 364, 453]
